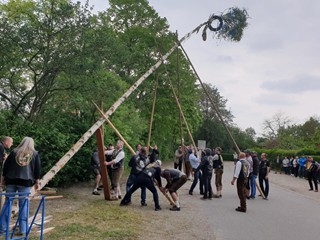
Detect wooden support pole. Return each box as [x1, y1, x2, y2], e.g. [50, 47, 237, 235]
[94, 101, 175, 205]
[169, 80, 198, 151]
[93, 102, 136, 156]
[33, 19, 209, 194]
[95, 127, 111, 200]
[255, 180, 265, 199]
[178, 43, 241, 154]
[30, 196, 64, 201]
[147, 79, 158, 153]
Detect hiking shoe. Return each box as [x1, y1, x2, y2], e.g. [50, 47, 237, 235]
[170, 206, 180, 211]
[120, 201, 131, 206]
[15, 232, 25, 237]
[235, 207, 246, 213]
[155, 206, 161, 211]
[92, 191, 100, 195]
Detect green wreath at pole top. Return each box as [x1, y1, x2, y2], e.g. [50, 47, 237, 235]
[202, 7, 249, 42]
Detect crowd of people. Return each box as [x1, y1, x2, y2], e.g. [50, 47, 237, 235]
[91, 140, 188, 211]
[275, 154, 320, 192]
[91, 140, 320, 214]
[0, 133, 319, 237]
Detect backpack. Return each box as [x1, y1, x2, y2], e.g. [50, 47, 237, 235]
[206, 155, 214, 172]
[135, 155, 149, 172]
[239, 159, 249, 179]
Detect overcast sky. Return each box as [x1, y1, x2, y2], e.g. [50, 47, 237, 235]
[83, 0, 320, 136]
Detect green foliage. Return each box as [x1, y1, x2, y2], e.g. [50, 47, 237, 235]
[221, 153, 233, 161]
[0, 0, 205, 186]
[260, 115, 320, 150]
[203, 7, 249, 42]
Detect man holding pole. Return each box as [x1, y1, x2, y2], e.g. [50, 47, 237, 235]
[120, 160, 163, 211]
[105, 140, 125, 200]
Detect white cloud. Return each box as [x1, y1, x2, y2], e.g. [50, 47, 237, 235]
[261, 75, 320, 93]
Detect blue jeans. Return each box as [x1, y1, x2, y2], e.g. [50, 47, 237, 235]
[250, 175, 257, 198]
[126, 174, 146, 204]
[0, 185, 31, 234]
[189, 169, 202, 193]
[122, 174, 160, 209]
[298, 166, 306, 178]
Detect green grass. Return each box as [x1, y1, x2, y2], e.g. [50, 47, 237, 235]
[29, 198, 143, 240]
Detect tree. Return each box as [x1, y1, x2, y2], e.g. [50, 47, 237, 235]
[198, 82, 233, 124]
[0, 0, 94, 121]
[102, 0, 203, 157]
[262, 112, 292, 139]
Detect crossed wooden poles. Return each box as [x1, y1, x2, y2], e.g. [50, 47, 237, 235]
[31, 13, 246, 199]
[93, 102, 175, 205]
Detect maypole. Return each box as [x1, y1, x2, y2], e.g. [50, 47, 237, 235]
[34, 8, 249, 193]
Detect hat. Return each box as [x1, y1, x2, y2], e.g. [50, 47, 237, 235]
[244, 149, 252, 155]
[155, 160, 162, 167]
[204, 148, 212, 155]
[215, 147, 222, 152]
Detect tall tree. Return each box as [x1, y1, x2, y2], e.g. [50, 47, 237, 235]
[0, 0, 93, 121]
[198, 82, 233, 124]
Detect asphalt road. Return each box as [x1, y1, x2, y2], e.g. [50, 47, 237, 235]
[129, 161, 319, 240]
[184, 162, 320, 240]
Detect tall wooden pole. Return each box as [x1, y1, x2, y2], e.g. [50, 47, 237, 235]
[32, 18, 213, 193]
[93, 102, 136, 156]
[178, 43, 241, 154]
[169, 82, 198, 151]
[147, 78, 158, 153]
[95, 128, 111, 200]
[94, 103, 175, 205]
[176, 31, 184, 146]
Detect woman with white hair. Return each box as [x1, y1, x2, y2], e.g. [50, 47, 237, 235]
[0, 137, 41, 236]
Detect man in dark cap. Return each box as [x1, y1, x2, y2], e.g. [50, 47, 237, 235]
[197, 148, 214, 200]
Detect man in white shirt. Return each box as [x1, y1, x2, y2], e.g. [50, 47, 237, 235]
[231, 152, 249, 213]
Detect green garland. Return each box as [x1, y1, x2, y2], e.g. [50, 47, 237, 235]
[202, 7, 249, 42]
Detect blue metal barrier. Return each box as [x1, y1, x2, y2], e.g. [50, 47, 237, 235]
[0, 192, 46, 240]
